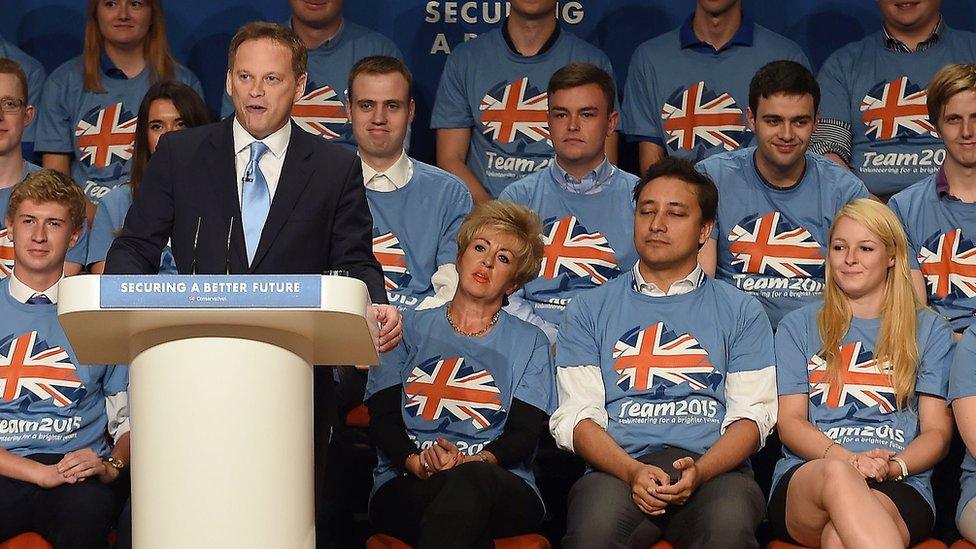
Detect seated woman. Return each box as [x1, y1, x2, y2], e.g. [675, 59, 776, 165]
[86, 80, 210, 274]
[365, 201, 552, 547]
[770, 199, 954, 548]
[951, 326, 976, 542]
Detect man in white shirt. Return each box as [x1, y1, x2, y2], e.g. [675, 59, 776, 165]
[551, 158, 776, 548]
[348, 56, 472, 312]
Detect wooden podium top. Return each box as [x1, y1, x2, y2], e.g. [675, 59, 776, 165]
[57, 275, 379, 366]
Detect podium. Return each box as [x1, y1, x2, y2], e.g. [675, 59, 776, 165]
[57, 274, 379, 549]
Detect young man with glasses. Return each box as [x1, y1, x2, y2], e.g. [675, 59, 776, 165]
[0, 59, 86, 277]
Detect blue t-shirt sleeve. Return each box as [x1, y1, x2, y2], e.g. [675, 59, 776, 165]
[513, 329, 555, 414]
[950, 325, 976, 402]
[887, 197, 921, 270]
[101, 364, 129, 396]
[34, 70, 76, 154]
[66, 222, 89, 266]
[916, 313, 952, 398]
[430, 51, 473, 129]
[365, 315, 412, 400]
[620, 48, 663, 141]
[727, 297, 775, 374]
[176, 66, 204, 99]
[23, 60, 46, 145]
[816, 52, 852, 124]
[554, 294, 600, 367]
[437, 184, 471, 267]
[774, 310, 811, 395]
[695, 160, 720, 240]
[87, 196, 122, 265]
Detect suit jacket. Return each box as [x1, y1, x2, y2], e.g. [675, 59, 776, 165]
[105, 117, 386, 303]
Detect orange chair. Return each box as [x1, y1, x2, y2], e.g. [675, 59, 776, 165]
[649, 541, 674, 549]
[0, 533, 51, 549]
[768, 539, 947, 549]
[951, 540, 976, 549]
[345, 404, 370, 429]
[366, 533, 551, 548]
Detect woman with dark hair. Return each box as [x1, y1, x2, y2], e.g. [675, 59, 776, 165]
[366, 201, 553, 547]
[769, 199, 954, 548]
[87, 80, 209, 274]
[35, 0, 202, 209]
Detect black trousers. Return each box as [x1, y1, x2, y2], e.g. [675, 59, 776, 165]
[0, 454, 117, 549]
[563, 448, 766, 549]
[369, 461, 545, 549]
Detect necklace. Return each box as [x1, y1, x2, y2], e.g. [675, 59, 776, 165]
[446, 304, 500, 337]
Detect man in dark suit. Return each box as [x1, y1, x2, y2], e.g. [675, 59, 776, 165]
[104, 21, 400, 548]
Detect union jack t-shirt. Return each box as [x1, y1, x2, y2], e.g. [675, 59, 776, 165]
[431, 27, 615, 198]
[365, 306, 553, 501]
[34, 55, 202, 203]
[774, 303, 953, 513]
[0, 278, 128, 456]
[554, 273, 775, 460]
[499, 164, 638, 329]
[817, 26, 976, 195]
[890, 174, 976, 332]
[698, 148, 868, 328]
[621, 22, 808, 163]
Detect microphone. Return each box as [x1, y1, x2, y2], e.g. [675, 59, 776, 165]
[225, 217, 235, 275]
[190, 217, 202, 275]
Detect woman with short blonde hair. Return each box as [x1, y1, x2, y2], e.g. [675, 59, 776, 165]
[365, 201, 552, 547]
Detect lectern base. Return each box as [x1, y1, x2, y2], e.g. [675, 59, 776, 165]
[129, 336, 315, 549]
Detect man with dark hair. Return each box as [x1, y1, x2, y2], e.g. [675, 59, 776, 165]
[348, 55, 472, 311]
[812, 0, 976, 198]
[0, 169, 129, 548]
[0, 58, 86, 278]
[698, 60, 869, 329]
[432, 0, 616, 204]
[500, 63, 637, 343]
[621, 0, 808, 174]
[890, 63, 976, 335]
[221, 0, 403, 148]
[553, 156, 775, 548]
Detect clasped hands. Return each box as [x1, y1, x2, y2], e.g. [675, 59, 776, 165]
[406, 437, 468, 480]
[35, 448, 118, 488]
[628, 457, 700, 516]
[847, 448, 897, 482]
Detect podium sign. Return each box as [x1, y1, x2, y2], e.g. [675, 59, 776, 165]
[99, 274, 322, 308]
[58, 275, 378, 549]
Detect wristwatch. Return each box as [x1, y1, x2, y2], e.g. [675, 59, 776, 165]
[104, 456, 126, 472]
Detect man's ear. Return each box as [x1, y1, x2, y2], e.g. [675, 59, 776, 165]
[746, 107, 756, 132]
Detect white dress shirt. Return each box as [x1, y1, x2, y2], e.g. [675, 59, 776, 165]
[8, 271, 130, 442]
[232, 118, 291, 204]
[362, 150, 413, 192]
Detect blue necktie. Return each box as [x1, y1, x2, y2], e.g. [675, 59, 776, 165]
[241, 141, 271, 265]
[26, 294, 51, 305]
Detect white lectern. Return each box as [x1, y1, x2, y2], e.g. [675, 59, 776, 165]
[57, 274, 378, 549]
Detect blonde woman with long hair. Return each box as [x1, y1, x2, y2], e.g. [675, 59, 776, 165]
[768, 199, 954, 548]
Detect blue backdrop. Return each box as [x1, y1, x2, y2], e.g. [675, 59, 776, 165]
[6, 0, 975, 164]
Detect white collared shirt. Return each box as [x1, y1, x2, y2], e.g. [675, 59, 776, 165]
[632, 262, 704, 297]
[8, 271, 61, 304]
[361, 150, 413, 192]
[232, 118, 291, 204]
